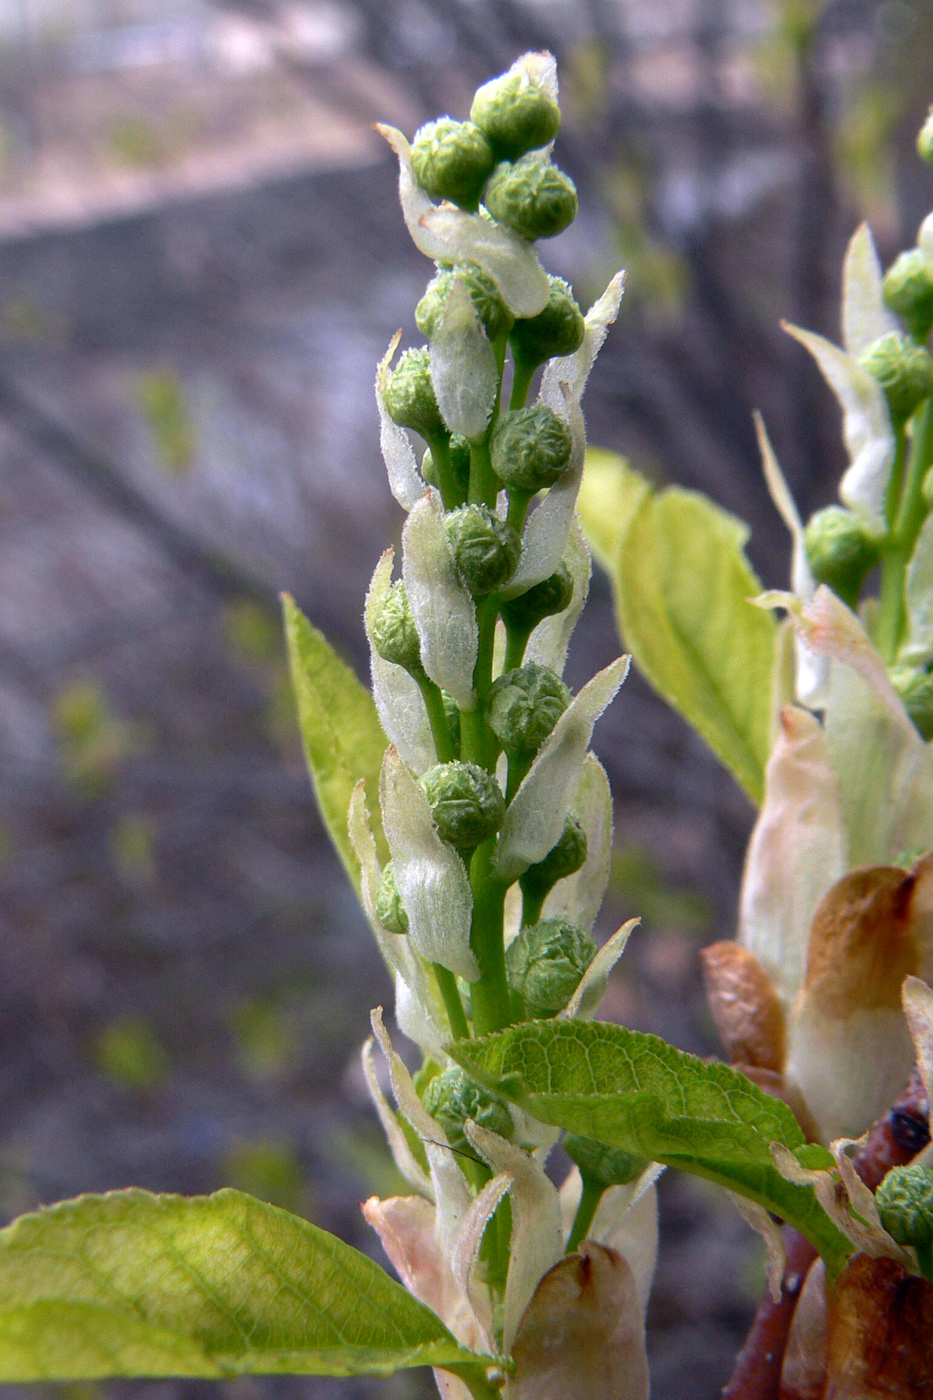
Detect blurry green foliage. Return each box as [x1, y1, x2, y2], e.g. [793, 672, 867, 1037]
[220, 1140, 311, 1217]
[107, 116, 169, 168]
[230, 998, 300, 1084]
[601, 160, 688, 323]
[0, 294, 69, 347]
[328, 1124, 412, 1202]
[611, 844, 712, 936]
[833, 79, 902, 224]
[137, 368, 195, 475]
[224, 601, 281, 665]
[52, 681, 147, 794]
[109, 813, 157, 889]
[94, 1016, 169, 1091]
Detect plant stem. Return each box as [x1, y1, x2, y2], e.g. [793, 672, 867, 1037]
[503, 624, 530, 673]
[520, 887, 545, 929]
[469, 437, 499, 507]
[875, 405, 933, 663]
[566, 1178, 604, 1253]
[469, 839, 511, 1034]
[505, 751, 532, 804]
[433, 962, 470, 1039]
[509, 354, 536, 410]
[418, 676, 456, 763]
[916, 1238, 933, 1286]
[428, 433, 464, 510]
[461, 598, 499, 770]
[446, 1363, 503, 1400]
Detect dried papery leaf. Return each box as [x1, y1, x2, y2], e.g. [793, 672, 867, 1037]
[361, 1040, 433, 1198]
[904, 970, 933, 1107]
[592, 1174, 662, 1314]
[841, 223, 899, 357]
[739, 704, 847, 1009]
[465, 1122, 564, 1353]
[730, 1192, 786, 1303]
[783, 323, 895, 527]
[780, 1257, 827, 1400]
[754, 412, 827, 706]
[824, 1254, 933, 1398]
[419, 206, 549, 318]
[375, 330, 427, 509]
[380, 749, 478, 981]
[429, 278, 499, 442]
[543, 755, 613, 934]
[770, 1144, 905, 1262]
[450, 1173, 510, 1349]
[364, 550, 435, 775]
[403, 492, 478, 711]
[494, 657, 629, 884]
[700, 941, 786, 1073]
[560, 918, 639, 1021]
[525, 518, 591, 676]
[374, 126, 448, 263]
[508, 1243, 649, 1400]
[371, 1009, 472, 1258]
[832, 1141, 893, 1249]
[904, 514, 933, 667]
[503, 392, 586, 595]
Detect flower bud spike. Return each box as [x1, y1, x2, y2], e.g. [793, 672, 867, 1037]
[502, 388, 586, 595]
[410, 117, 495, 211]
[523, 519, 590, 677]
[364, 550, 435, 773]
[484, 154, 578, 243]
[418, 203, 550, 318]
[402, 491, 478, 710]
[429, 277, 499, 443]
[883, 249, 933, 344]
[506, 917, 596, 1019]
[445, 504, 522, 596]
[470, 51, 560, 160]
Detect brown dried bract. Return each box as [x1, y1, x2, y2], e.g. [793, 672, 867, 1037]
[701, 941, 786, 1073]
[852, 1065, 931, 1191]
[824, 1253, 933, 1398]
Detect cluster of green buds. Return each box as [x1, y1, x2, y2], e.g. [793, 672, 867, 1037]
[768, 128, 933, 736]
[348, 55, 648, 1354]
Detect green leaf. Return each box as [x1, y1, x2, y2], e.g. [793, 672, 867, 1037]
[283, 595, 388, 891]
[0, 1188, 488, 1380]
[450, 1020, 851, 1273]
[578, 451, 776, 805]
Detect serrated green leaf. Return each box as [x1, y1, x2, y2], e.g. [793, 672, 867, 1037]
[450, 1020, 851, 1273]
[0, 1188, 488, 1381]
[283, 596, 388, 891]
[578, 452, 775, 805]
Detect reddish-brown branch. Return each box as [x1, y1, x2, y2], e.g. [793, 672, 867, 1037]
[721, 1228, 816, 1400]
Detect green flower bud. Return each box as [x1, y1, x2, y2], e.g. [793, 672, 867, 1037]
[803, 506, 883, 610]
[422, 1066, 513, 1160]
[484, 155, 578, 242]
[420, 760, 505, 849]
[519, 817, 588, 905]
[384, 347, 446, 441]
[918, 107, 933, 166]
[883, 250, 933, 343]
[506, 918, 596, 1018]
[499, 563, 574, 634]
[369, 580, 424, 677]
[416, 265, 514, 344]
[422, 435, 472, 500]
[410, 118, 496, 211]
[858, 331, 933, 423]
[375, 861, 409, 934]
[484, 663, 570, 755]
[509, 276, 585, 369]
[876, 1164, 933, 1245]
[889, 666, 933, 742]
[470, 68, 561, 161]
[563, 1133, 646, 1188]
[490, 403, 574, 493]
[445, 504, 522, 595]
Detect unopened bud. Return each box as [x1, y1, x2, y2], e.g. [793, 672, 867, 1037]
[889, 666, 933, 741]
[420, 760, 505, 849]
[506, 918, 596, 1018]
[500, 563, 574, 633]
[422, 435, 472, 500]
[563, 1133, 646, 1188]
[384, 346, 447, 441]
[509, 276, 585, 368]
[375, 861, 409, 934]
[883, 250, 933, 344]
[858, 331, 933, 423]
[470, 68, 560, 161]
[369, 580, 424, 677]
[491, 403, 573, 493]
[519, 817, 588, 906]
[803, 506, 882, 610]
[410, 118, 495, 212]
[484, 663, 570, 755]
[416, 265, 514, 344]
[484, 154, 577, 242]
[918, 107, 933, 167]
[423, 1066, 513, 1160]
[445, 503, 522, 595]
[876, 1163, 933, 1245]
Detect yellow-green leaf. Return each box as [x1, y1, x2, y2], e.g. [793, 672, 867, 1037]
[0, 1188, 487, 1380]
[283, 596, 388, 891]
[579, 451, 775, 805]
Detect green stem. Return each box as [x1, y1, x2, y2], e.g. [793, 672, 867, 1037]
[875, 405, 933, 663]
[884, 427, 909, 532]
[509, 354, 536, 411]
[418, 676, 456, 763]
[445, 1363, 503, 1400]
[894, 398, 933, 551]
[461, 598, 499, 770]
[916, 1238, 933, 1286]
[566, 1177, 604, 1253]
[432, 962, 470, 1040]
[469, 437, 499, 507]
[469, 839, 511, 1034]
[428, 433, 465, 511]
[520, 886, 546, 929]
[505, 750, 532, 804]
[506, 489, 533, 536]
[504, 624, 531, 673]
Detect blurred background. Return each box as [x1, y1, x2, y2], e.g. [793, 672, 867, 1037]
[0, 1, 932, 1396]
